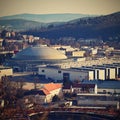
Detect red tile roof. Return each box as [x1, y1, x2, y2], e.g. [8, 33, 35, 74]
[43, 83, 62, 92]
[41, 88, 50, 95]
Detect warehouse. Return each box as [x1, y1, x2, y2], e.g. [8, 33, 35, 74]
[38, 65, 94, 82]
[103, 64, 120, 78]
[94, 65, 116, 79]
[73, 67, 105, 80]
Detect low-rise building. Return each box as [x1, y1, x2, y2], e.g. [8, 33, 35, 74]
[66, 50, 85, 58]
[63, 83, 97, 94]
[94, 65, 116, 79]
[77, 93, 119, 108]
[82, 80, 120, 94]
[23, 83, 62, 104]
[0, 66, 13, 80]
[38, 65, 93, 82]
[74, 67, 105, 80]
[72, 83, 97, 94]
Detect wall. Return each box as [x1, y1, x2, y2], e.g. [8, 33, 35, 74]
[106, 68, 116, 79]
[97, 88, 120, 94]
[0, 68, 13, 79]
[72, 51, 85, 57]
[38, 67, 89, 81]
[77, 100, 118, 107]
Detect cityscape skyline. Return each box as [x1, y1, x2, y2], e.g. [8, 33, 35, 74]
[0, 0, 120, 17]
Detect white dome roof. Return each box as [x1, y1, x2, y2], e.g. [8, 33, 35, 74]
[13, 45, 67, 60]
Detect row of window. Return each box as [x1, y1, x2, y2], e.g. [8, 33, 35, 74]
[41, 69, 61, 73]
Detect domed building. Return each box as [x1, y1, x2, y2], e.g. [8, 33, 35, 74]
[5, 45, 68, 71]
[13, 45, 67, 60]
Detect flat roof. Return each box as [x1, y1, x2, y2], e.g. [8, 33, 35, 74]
[39, 66, 91, 73]
[0, 66, 12, 70]
[77, 93, 111, 96]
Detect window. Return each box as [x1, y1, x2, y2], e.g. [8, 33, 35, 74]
[58, 70, 61, 73]
[42, 70, 45, 72]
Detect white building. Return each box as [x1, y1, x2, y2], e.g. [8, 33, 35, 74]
[103, 64, 120, 78]
[23, 83, 62, 104]
[38, 66, 94, 82]
[94, 65, 116, 79]
[75, 67, 106, 80]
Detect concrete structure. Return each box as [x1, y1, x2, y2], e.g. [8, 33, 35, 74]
[97, 81, 120, 94]
[94, 65, 116, 79]
[38, 62, 119, 81]
[77, 93, 119, 108]
[38, 65, 94, 82]
[74, 67, 105, 80]
[5, 45, 68, 71]
[82, 80, 120, 94]
[103, 64, 120, 78]
[0, 66, 13, 79]
[13, 45, 67, 60]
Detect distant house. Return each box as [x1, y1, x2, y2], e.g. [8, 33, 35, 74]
[23, 83, 62, 104]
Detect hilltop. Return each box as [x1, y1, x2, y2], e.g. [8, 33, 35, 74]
[24, 12, 120, 40]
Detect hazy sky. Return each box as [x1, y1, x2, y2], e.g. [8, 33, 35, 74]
[0, 0, 120, 17]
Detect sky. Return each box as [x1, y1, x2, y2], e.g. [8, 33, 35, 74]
[0, 0, 120, 17]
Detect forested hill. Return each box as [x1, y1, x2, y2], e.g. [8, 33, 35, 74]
[24, 12, 120, 40]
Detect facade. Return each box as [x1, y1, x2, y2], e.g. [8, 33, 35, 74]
[94, 65, 116, 79]
[23, 83, 62, 104]
[38, 62, 119, 81]
[77, 93, 119, 108]
[63, 83, 97, 94]
[82, 80, 120, 94]
[0, 66, 13, 80]
[97, 81, 120, 94]
[103, 64, 120, 78]
[72, 83, 97, 94]
[74, 67, 106, 80]
[66, 50, 85, 58]
[38, 66, 93, 82]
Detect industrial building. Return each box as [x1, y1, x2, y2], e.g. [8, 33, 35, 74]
[72, 67, 106, 80]
[103, 63, 120, 78]
[38, 65, 94, 82]
[38, 62, 120, 81]
[92, 65, 116, 79]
